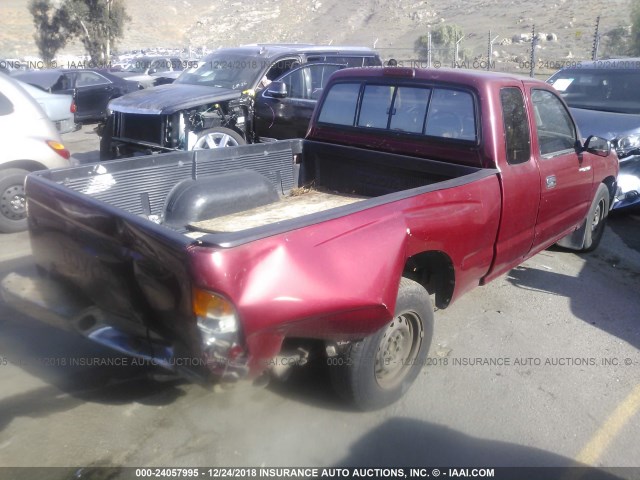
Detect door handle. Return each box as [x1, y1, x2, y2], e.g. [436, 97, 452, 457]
[546, 175, 557, 189]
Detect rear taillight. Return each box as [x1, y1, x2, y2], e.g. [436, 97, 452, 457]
[70, 99, 77, 113]
[46, 140, 71, 159]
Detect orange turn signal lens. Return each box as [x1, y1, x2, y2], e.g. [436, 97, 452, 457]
[46, 140, 71, 159]
[192, 288, 235, 319]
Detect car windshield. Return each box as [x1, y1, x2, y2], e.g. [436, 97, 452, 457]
[548, 69, 640, 114]
[174, 53, 264, 90]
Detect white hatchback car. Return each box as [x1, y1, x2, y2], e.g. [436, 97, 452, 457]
[0, 72, 74, 233]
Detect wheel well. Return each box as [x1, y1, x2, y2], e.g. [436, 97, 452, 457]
[602, 176, 617, 206]
[402, 251, 455, 309]
[1, 160, 47, 173]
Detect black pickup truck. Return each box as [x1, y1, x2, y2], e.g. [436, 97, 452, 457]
[99, 44, 381, 159]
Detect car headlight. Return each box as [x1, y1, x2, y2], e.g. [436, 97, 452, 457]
[617, 173, 640, 198]
[616, 134, 640, 158]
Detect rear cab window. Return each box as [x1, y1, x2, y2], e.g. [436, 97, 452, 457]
[317, 80, 478, 142]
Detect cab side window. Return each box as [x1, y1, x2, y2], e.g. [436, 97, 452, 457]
[500, 87, 531, 164]
[531, 89, 577, 157]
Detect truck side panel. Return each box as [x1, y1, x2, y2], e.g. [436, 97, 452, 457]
[188, 172, 502, 370]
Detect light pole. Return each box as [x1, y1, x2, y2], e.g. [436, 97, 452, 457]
[455, 34, 465, 66]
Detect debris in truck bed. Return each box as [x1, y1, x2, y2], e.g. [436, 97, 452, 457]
[189, 190, 366, 233]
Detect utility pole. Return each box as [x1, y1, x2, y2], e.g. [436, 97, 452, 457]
[529, 25, 537, 77]
[592, 16, 601, 61]
[427, 30, 432, 68]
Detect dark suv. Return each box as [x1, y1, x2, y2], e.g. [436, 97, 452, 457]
[100, 44, 381, 159]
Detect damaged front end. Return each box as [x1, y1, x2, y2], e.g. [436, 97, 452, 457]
[612, 137, 640, 210]
[101, 88, 254, 159]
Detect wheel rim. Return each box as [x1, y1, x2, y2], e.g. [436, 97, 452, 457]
[374, 311, 423, 390]
[591, 198, 605, 232]
[0, 184, 26, 221]
[193, 132, 240, 149]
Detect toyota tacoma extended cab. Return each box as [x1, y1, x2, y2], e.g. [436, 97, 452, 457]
[2, 67, 618, 410]
[99, 44, 381, 159]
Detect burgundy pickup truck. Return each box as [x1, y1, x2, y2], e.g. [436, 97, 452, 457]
[2, 67, 618, 410]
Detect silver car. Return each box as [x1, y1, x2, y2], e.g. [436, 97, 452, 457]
[18, 80, 77, 134]
[0, 72, 74, 233]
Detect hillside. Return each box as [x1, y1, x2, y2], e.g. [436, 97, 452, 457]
[0, 0, 634, 72]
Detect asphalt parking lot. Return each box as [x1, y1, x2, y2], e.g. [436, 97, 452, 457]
[0, 125, 639, 477]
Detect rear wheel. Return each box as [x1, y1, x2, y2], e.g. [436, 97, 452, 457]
[581, 183, 610, 252]
[0, 168, 30, 233]
[330, 277, 433, 410]
[193, 127, 245, 149]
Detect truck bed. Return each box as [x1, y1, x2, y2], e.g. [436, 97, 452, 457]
[31, 139, 487, 246]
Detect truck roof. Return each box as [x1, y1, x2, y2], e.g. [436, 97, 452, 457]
[328, 66, 547, 88]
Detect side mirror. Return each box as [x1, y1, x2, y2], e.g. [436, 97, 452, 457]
[266, 81, 288, 98]
[583, 135, 611, 157]
[148, 68, 157, 74]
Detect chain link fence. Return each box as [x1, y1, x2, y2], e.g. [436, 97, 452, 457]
[374, 16, 631, 79]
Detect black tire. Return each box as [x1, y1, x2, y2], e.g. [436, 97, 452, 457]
[192, 127, 246, 149]
[99, 115, 116, 160]
[581, 183, 610, 252]
[330, 277, 434, 410]
[0, 168, 30, 233]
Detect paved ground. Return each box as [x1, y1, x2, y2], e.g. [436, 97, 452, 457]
[62, 122, 102, 164]
[0, 127, 639, 476]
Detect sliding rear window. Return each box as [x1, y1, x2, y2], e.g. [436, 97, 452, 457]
[318, 81, 477, 142]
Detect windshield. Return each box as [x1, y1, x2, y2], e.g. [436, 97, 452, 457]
[548, 69, 640, 114]
[174, 53, 265, 90]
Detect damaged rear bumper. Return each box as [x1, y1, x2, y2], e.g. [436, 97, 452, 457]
[0, 271, 249, 383]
